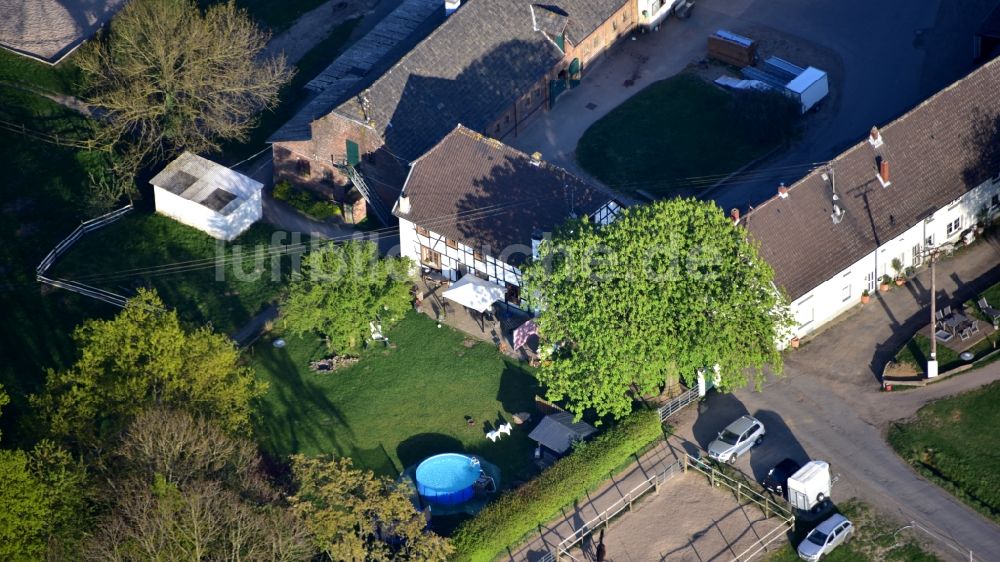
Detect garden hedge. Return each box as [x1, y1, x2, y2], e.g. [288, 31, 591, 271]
[450, 408, 663, 562]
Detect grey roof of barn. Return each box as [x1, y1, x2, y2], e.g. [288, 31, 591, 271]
[528, 412, 597, 455]
[742, 56, 1000, 301]
[270, 0, 627, 160]
[395, 125, 615, 262]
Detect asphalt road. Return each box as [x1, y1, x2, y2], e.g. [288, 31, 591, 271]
[673, 234, 1000, 560]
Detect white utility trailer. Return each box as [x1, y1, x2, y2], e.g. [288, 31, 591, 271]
[786, 66, 829, 113]
[787, 460, 831, 511]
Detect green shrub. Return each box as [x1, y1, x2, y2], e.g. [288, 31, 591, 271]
[273, 181, 341, 219]
[451, 409, 663, 562]
[273, 180, 294, 201]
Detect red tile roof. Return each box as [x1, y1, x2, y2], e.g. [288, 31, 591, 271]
[743, 57, 1000, 300]
[396, 125, 613, 261]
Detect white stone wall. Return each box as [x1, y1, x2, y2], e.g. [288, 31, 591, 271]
[789, 177, 1000, 338]
[153, 186, 262, 242]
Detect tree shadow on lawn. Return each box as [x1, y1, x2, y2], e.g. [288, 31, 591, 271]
[349, 442, 400, 478]
[496, 360, 541, 415]
[253, 340, 355, 459]
[396, 433, 466, 470]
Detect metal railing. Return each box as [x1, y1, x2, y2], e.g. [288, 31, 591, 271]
[36, 204, 133, 306]
[343, 164, 392, 226]
[728, 519, 795, 562]
[685, 455, 794, 521]
[555, 459, 684, 558]
[658, 386, 700, 421]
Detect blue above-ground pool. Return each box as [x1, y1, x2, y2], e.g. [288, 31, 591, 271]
[415, 453, 481, 505]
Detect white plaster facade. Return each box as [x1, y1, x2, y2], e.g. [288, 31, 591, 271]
[151, 152, 263, 242]
[398, 200, 622, 307]
[789, 177, 1000, 338]
[153, 186, 263, 242]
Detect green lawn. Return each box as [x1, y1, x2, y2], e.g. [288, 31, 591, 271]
[251, 311, 542, 482]
[576, 74, 790, 197]
[888, 380, 1000, 524]
[0, 86, 107, 446]
[0, 49, 82, 95]
[51, 213, 303, 334]
[767, 501, 939, 562]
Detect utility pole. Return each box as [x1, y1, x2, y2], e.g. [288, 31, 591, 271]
[928, 248, 940, 378]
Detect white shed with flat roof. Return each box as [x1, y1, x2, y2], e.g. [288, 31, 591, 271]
[151, 152, 263, 241]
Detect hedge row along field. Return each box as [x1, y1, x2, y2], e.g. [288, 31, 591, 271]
[450, 408, 664, 562]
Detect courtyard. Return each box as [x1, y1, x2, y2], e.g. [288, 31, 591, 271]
[575, 73, 793, 198]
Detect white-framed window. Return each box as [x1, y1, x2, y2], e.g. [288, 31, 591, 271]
[926, 234, 935, 247]
[797, 296, 815, 326]
[912, 243, 923, 265]
[946, 217, 961, 236]
[841, 285, 851, 302]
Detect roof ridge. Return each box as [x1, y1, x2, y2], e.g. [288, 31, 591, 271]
[747, 55, 1000, 218]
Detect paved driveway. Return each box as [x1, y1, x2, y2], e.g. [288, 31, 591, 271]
[509, 0, 997, 209]
[672, 233, 1000, 560]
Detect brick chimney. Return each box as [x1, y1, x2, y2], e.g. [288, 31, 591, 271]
[869, 126, 883, 148]
[778, 183, 789, 199]
[877, 159, 891, 187]
[730, 208, 740, 224]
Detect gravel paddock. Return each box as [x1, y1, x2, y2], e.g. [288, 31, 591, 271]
[568, 473, 789, 562]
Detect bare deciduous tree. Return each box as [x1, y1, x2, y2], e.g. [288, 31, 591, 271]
[78, 0, 292, 199]
[84, 410, 314, 562]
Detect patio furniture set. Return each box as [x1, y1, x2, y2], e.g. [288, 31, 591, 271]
[934, 297, 1000, 343]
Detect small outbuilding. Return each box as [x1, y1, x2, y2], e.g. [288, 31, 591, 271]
[151, 152, 263, 241]
[528, 412, 597, 456]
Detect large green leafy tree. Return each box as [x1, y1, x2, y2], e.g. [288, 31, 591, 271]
[32, 289, 266, 450]
[78, 0, 292, 206]
[0, 385, 88, 561]
[523, 198, 792, 419]
[282, 241, 412, 353]
[290, 455, 452, 561]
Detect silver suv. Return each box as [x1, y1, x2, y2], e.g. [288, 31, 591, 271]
[707, 415, 765, 464]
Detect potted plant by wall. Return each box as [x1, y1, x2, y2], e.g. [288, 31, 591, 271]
[891, 258, 905, 285]
[880, 275, 892, 292]
[861, 289, 871, 304]
[790, 336, 801, 349]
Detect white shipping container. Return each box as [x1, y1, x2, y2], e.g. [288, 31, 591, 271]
[787, 460, 831, 511]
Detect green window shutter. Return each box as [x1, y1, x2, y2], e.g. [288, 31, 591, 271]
[346, 140, 360, 166]
[555, 34, 565, 53]
[568, 58, 581, 76]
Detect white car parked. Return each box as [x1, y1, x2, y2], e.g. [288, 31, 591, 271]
[797, 513, 854, 561]
[707, 415, 765, 464]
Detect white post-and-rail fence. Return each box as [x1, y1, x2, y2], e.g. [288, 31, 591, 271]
[36, 204, 133, 307]
[548, 454, 795, 562]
